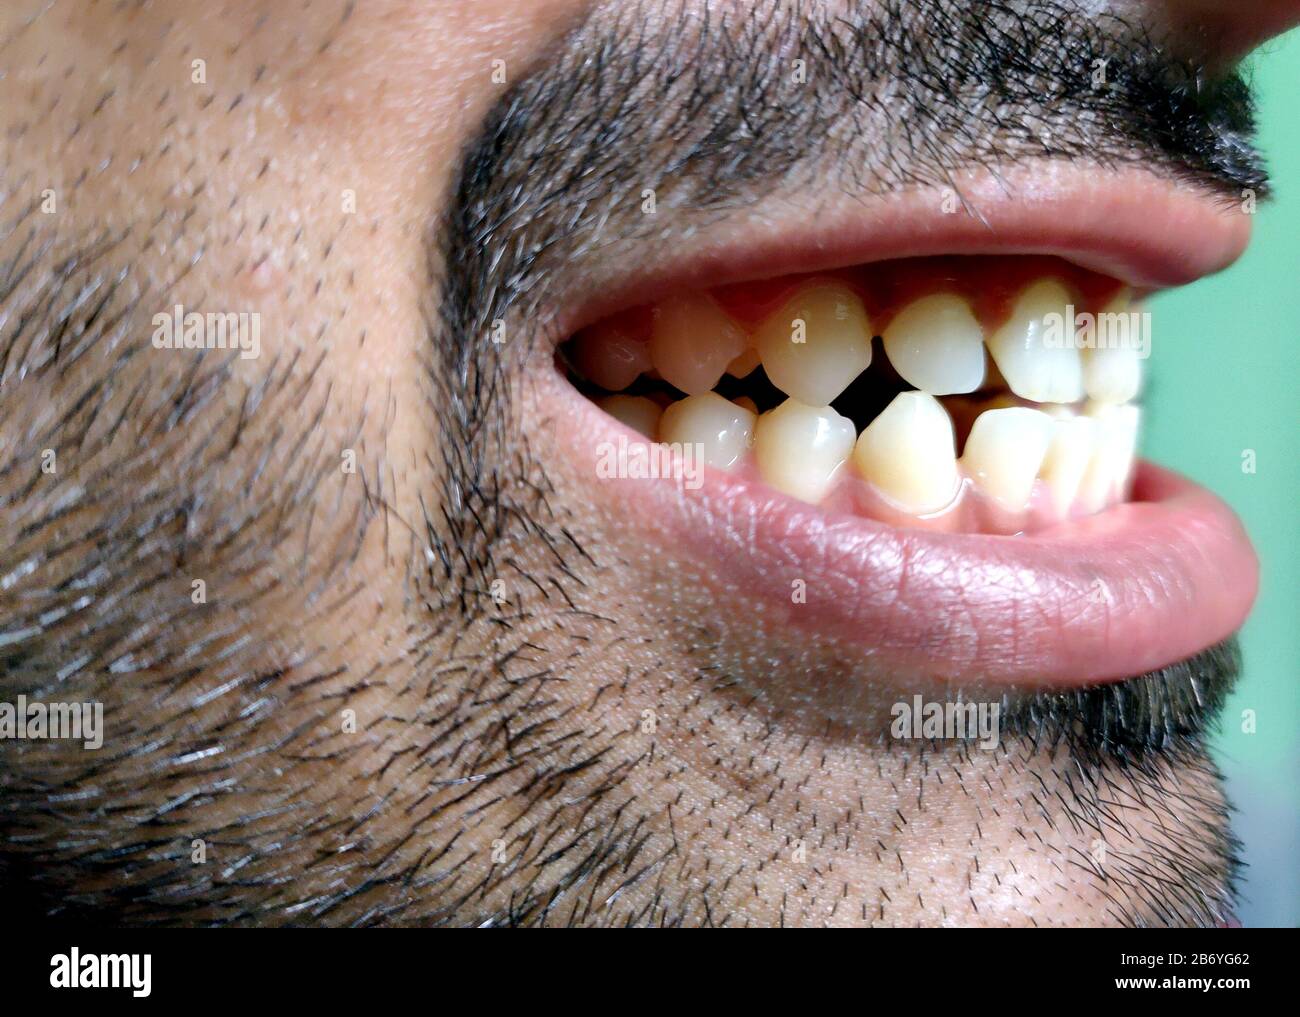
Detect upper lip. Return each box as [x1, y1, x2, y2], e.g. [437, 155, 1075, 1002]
[544, 163, 1250, 343]
[538, 162, 1259, 689]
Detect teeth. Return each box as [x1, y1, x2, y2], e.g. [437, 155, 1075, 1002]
[727, 347, 761, 379]
[1039, 411, 1097, 516]
[852, 392, 960, 514]
[986, 279, 1084, 404]
[1079, 402, 1141, 511]
[583, 270, 1143, 526]
[1082, 294, 1143, 403]
[754, 398, 856, 503]
[1110, 404, 1141, 497]
[572, 324, 653, 392]
[961, 406, 1054, 512]
[597, 395, 662, 439]
[658, 392, 757, 470]
[650, 294, 748, 396]
[755, 282, 871, 406]
[1082, 344, 1141, 404]
[881, 293, 985, 395]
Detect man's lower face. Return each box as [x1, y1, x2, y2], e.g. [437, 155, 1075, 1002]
[0, 0, 1286, 926]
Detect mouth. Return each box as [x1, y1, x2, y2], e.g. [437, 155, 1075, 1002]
[539, 165, 1258, 689]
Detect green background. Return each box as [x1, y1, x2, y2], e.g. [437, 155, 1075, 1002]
[1144, 29, 1299, 928]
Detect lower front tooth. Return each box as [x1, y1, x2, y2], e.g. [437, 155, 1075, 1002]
[961, 406, 1054, 512]
[650, 294, 748, 395]
[1039, 412, 1096, 516]
[1079, 402, 1141, 511]
[852, 391, 960, 514]
[658, 392, 756, 470]
[598, 395, 662, 439]
[754, 398, 856, 503]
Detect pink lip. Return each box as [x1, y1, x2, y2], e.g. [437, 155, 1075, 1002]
[547, 164, 1250, 341]
[538, 165, 1259, 688]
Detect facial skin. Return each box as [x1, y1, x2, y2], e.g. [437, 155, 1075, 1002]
[0, 1, 1295, 926]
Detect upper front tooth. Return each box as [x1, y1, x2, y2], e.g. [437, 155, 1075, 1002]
[986, 279, 1084, 404]
[881, 293, 985, 395]
[852, 391, 960, 514]
[961, 406, 1054, 512]
[650, 294, 748, 395]
[1039, 411, 1097, 516]
[1082, 294, 1143, 403]
[754, 398, 856, 503]
[755, 282, 872, 406]
[572, 323, 653, 391]
[597, 394, 663, 439]
[727, 347, 761, 378]
[659, 392, 756, 470]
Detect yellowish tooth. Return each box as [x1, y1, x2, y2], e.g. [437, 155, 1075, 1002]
[727, 347, 761, 379]
[961, 406, 1053, 512]
[732, 395, 759, 414]
[986, 279, 1084, 404]
[1082, 294, 1143, 403]
[650, 294, 748, 395]
[881, 293, 985, 395]
[597, 395, 662, 439]
[1110, 403, 1141, 498]
[658, 392, 756, 471]
[755, 282, 871, 406]
[1039, 412, 1097, 516]
[1079, 402, 1141, 510]
[754, 398, 856, 504]
[852, 391, 960, 514]
[571, 324, 652, 392]
[1082, 345, 1141, 404]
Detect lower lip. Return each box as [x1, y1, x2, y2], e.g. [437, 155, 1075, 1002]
[547, 369, 1258, 688]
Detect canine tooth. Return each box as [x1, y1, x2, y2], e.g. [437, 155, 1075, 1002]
[1040, 413, 1096, 516]
[755, 282, 871, 405]
[650, 294, 748, 395]
[1079, 402, 1141, 510]
[727, 347, 761, 379]
[572, 324, 652, 391]
[659, 392, 756, 470]
[1082, 295, 1143, 403]
[986, 279, 1084, 404]
[882, 293, 985, 395]
[852, 392, 960, 514]
[962, 407, 1053, 511]
[754, 398, 856, 503]
[598, 395, 662, 439]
